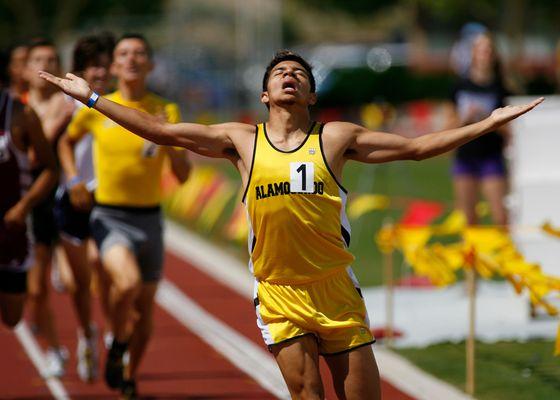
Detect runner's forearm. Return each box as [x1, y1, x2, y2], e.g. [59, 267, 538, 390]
[412, 117, 494, 160]
[19, 166, 57, 212]
[93, 96, 174, 145]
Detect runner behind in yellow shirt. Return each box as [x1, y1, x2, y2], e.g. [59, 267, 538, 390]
[63, 34, 190, 399]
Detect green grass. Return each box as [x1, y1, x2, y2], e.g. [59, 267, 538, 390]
[396, 340, 560, 400]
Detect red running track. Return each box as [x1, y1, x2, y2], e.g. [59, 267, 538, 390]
[0, 248, 415, 399]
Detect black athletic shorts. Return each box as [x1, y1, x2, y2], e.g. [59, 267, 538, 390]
[0, 269, 28, 294]
[31, 188, 58, 246]
[54, 187, 91, 243]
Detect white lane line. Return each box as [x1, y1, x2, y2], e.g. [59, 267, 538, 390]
[14, 321, 70, 400]
[164, 220, 252, 298]
[156, 279, 290, 399]
[165, 220, 476, 400]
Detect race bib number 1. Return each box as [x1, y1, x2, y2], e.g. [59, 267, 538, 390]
[290, 162, 314, 193]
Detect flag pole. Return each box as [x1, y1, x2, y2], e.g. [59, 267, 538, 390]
[383, 218, 394, 347]
[465, 250, 476, 396]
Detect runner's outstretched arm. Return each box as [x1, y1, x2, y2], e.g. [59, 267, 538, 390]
[336, 97, 543, 163]
[38, 71, 250, 158]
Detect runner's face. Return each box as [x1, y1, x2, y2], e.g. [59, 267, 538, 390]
[26, 46, 60, 89]
[472, 34, 495, 71]
[111, 39, 153, 84]
[261, 60, 316, 108]
[8, 46, 28, 86]
[83, 53, 112, 94]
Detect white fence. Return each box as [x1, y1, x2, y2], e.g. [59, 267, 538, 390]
[509, 95, 560, 276]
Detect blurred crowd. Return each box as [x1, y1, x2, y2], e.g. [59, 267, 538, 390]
[0, 31, 191, 400]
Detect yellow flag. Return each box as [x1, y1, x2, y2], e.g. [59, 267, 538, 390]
[374, 221, 560, 319]
[197, 180, 235, 232]
[431, 243, 464, 271]
[399, 227, 432, 265]
[542, 221, 560, 239]
[348, 194, 390, 219]
[463, 226, 510, 253]
[414, 246, 457, 286]
[432, 209, 467, 235]
[224, 201, 249, 243]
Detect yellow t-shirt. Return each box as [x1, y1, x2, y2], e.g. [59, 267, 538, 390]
[67, 91, 180, 207]
[243, 122, 355, 284]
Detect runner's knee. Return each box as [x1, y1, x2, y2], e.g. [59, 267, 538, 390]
[289, 383, 324, 400]
[113, 274, 141, 297]
[284, 374, 324, 400]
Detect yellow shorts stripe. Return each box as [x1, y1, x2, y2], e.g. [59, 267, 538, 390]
[254, 267, 375, 354]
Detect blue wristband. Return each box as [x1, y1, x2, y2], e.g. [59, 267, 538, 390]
[86, 91, 99, 108]
[66, 176, 82, 189]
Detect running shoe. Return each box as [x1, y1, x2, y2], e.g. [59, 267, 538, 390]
[77, 326, 99, 382]
[103, 331, 114, 350]
[45, 347, 69, 378]
[104, 340, 127, 389]
[120, 378, 138, 400]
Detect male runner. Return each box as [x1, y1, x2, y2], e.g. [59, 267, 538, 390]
[0, 87, 57, 328]
[25, 38, 75, 377]
[56, 33, 115, 382]
[41, 50, 542, 400]
[59, 34, 190, 399]
[6, 44, 29, 100]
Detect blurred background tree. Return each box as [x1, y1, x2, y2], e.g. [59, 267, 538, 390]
[0, 0, 165, 45]
[2, 0, 559, 113]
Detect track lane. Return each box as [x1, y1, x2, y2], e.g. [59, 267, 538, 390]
[1, 222, 417, 399]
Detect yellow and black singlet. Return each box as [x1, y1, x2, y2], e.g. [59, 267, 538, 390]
[243, 122, 355, 284]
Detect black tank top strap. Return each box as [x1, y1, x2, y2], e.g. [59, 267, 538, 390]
[4, 92, 12, 135]
[0, 90, 8, 118]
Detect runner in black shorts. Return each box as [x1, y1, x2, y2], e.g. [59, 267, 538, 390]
[24, 38, 75, 377]
[0, 83, 57, 328]
[55, 33, 115, 382]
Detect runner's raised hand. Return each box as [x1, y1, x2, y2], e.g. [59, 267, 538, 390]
[38, 71, 92, 105]
[489, 97, 544, 127]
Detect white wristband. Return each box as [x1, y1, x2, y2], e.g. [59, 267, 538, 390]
[86, 91, 99, 108]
